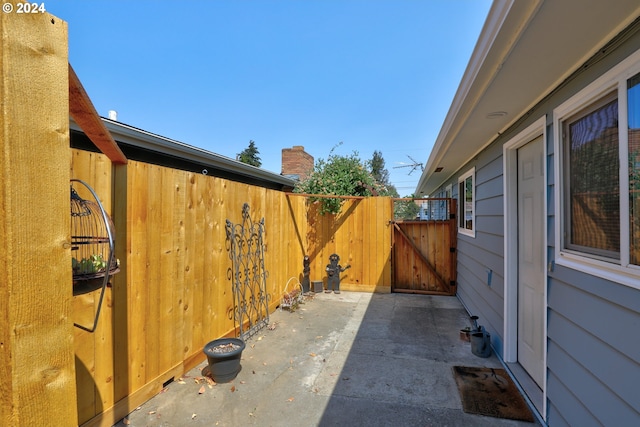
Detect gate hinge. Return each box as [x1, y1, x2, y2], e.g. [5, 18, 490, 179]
[449, 247, 456, 253]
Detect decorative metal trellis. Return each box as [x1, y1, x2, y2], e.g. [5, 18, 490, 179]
[225, 203, 270, 341]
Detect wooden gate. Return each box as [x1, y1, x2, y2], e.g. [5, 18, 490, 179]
[392, 198, 457, 295]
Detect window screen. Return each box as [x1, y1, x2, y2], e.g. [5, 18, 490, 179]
[565, 96, 620, 258]
[628, 73, 640, 265]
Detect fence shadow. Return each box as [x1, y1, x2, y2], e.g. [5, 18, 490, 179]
[315, 293, 512, 426]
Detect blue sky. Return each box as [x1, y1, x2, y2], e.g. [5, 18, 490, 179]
[48, 1, 491, 195]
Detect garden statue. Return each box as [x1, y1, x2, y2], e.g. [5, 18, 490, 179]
[301, 255, 311, 294]
[325, 253, 351, 294]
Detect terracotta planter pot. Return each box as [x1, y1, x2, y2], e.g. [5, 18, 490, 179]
[459, 329, 471, 342]
[203, 338, 245, 383]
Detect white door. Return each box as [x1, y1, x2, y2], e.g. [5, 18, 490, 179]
[517, 136, 545, 387]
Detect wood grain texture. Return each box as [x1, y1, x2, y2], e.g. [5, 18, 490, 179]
[392, 220, 456, 295]
[70, 149, 114, 422]
[70, 160, 405, 425]
[69, 65, 127, 164]
[0, 12, 78, 426]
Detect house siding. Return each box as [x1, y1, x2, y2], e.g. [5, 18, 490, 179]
[436, 19, 640, 424]
[547, 268, 640, 425]
[544, 21, 640, 425]
[453, 138, 507, 355]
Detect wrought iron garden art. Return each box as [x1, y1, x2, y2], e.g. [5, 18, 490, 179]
[225, 203, 270, 341]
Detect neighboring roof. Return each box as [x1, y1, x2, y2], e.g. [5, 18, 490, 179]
[416, 0, 640, 196]
[70, 117, 297, 191]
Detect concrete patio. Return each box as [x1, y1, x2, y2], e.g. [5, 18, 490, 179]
[116, 292, 541, 427]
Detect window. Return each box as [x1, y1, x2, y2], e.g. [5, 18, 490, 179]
[554, 49, 640, 286]
[458, 168, 475, 237]
[563, 93, 619, 259]
[629, 73, 640, 266]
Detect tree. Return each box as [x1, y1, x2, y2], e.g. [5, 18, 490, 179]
[294, 149, 383, 215]
[370, 150, 389, 185]
[237, 140, 262, 167]
[368, 150, 399, 197]
[394, 194, 421, 220]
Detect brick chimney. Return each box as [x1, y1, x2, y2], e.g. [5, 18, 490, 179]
[281, 146, 314, 181]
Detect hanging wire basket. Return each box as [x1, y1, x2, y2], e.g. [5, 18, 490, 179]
[70, 179, 119, 332]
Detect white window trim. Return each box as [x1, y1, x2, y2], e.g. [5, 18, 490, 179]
[458, 167, 475, 238]
[553, 47, 640, 290]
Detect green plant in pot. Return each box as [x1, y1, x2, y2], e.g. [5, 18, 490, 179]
[203, 338, 246, 383]
[72, 254, 120, 295]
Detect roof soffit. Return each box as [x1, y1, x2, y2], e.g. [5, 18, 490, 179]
[418, 0, 640, 195]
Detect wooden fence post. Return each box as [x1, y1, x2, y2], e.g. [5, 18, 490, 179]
[0, 11, 78, 426]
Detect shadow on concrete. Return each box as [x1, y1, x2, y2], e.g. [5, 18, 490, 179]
[116, 292, 540, 427]
[315, 293, 539, 426]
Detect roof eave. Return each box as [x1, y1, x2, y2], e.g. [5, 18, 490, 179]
[69, 118, 297, 188]
[417, 0, 640, 196]
[416, 0, 525, 195]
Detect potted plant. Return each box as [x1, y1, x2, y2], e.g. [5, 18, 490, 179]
[459, 326, 471, 342]
[72, 254, 120, 295]
[203, 338, 246, 383]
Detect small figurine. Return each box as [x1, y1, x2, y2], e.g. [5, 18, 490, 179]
[301, 255, 311, 294]
[325, 253, 351, 294]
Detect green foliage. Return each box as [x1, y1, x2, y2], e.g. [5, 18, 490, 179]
[237, 140, 262, 167]
[394, 195, 421, 220]
[72, 254, 108, 274]
[631, 151, 640, 192]
[368, 150, 399, 197]
[369, 150, 389, 185]
[294, 149, 383, 215]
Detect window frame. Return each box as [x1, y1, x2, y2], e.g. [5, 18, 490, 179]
[562, 91, 619, 259]
[553, 48, 640, 289]
[458, 167, 475, 238]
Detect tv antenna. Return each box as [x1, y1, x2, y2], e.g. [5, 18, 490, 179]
[394, 155, 424, 175]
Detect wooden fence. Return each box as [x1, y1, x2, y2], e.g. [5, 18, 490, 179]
[303, 195, 393, 292]
[392, 217, 457, 295]
[71, 150, 394, 426]
[2, 41, 447, 427]
[1, 14, 407, 427]
[1, 13, 78, 427]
